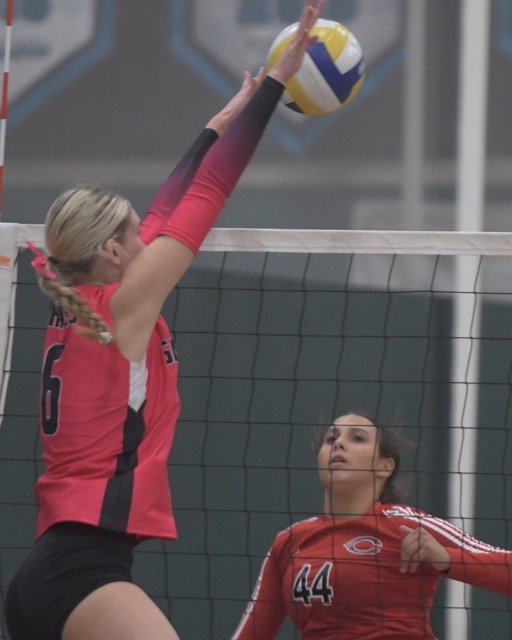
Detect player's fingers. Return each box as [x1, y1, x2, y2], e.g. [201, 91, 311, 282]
[310, 0, 325, 27]
[400, 528, 421, 573]
[400, 536, 414, 573]
[243, 67, 264, 93]
[409, 546, 423, 572]
[401, 549, 420, 573]
[297, 1, 315, 30]
[296, 0, 323, 38]
[255, 66, 265, 82]
[242, 70, 252, 87]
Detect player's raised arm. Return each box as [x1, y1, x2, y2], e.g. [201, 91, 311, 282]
[111, 0, 325, 362]
[141, 67, 266, 245]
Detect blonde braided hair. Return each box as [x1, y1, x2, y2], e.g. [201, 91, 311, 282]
[38, 277, 114, 344]
[37, 185, 134, 344]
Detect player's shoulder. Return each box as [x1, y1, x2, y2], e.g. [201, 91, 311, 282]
[380, 502, 431, 521]
[272, 516, 321, 546]
[76, 283, 119, 303]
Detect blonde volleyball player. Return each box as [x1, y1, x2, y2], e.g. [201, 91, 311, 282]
[232, 412, 512, 639]
[4, 2, 326, 639]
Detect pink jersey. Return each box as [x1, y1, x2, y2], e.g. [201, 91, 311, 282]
[34, 77, 286, 543]
[34, 131, 217, 541]
[35, 285, 180, 540]
[233, 502, 512, 639]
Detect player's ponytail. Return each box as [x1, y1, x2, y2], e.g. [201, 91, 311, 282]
[376, 423, 404, 503]
[28, 184, 133, 344]
[38, 276, 114, 345]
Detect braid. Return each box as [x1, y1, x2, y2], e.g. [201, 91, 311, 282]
[39, 277, 114, 345]
[32, 184, 134, 345]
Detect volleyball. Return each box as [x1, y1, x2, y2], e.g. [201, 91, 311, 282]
[267, 18, 365, 117]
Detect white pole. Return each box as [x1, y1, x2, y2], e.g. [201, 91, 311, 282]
[402, 0, 426, 230]
[447, 0, 491, 637]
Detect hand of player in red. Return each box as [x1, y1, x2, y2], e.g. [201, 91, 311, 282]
[399, 525, 451, 573]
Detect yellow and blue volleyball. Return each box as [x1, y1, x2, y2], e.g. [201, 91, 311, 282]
[267, 19, 365, 117]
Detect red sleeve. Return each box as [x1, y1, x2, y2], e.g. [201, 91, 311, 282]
[232, 541, 287, 640]
[158, 76, 284, 254]
[445, 536, 512, 597]
[413, 514, 512, 596]
[389, 505, 512, 597]
[140, 128, 219, 245]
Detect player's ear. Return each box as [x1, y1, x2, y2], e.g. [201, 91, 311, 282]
[376, 457, 395, 480]
[103, 238, 122, 264]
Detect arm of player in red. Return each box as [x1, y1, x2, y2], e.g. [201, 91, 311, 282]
[232, 545, 287, 640]
[400, 521, 512, 597]
[157, 76, 284, 253]
[446, 541, 512, 597]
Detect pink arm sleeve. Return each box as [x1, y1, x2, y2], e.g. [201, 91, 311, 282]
[140, 128, 219, 245]
[158, 76, 284, 254]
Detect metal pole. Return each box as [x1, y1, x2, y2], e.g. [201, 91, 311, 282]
[447, 0, 491, 637]
[403, 0, 427, 230]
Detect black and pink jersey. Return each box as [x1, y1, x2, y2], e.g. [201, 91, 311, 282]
[35, 75, 286, 542]
[36, 284, 180, 540]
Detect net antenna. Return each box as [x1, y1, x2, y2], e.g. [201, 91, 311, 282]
[1, 10, 15, 637]
[0, 0, 13, 219]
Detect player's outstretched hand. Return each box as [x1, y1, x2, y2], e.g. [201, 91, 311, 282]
[399, 525, 451, 574]
[206, 66, 266, 135]
[267, 0, 325, 86]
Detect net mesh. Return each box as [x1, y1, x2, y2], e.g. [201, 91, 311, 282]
[1, 223, 512, 638]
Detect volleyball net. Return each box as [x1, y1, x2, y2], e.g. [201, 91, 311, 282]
[1, 223, 512, 638]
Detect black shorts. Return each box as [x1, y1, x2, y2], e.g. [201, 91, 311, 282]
[5, 522, 136, 640]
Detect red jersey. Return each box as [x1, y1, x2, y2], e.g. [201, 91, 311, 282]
[36, 285, 180, 540]
[232, 502, 512, 639]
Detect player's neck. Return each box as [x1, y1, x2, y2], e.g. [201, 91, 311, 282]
[323, 490, 380, 520]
